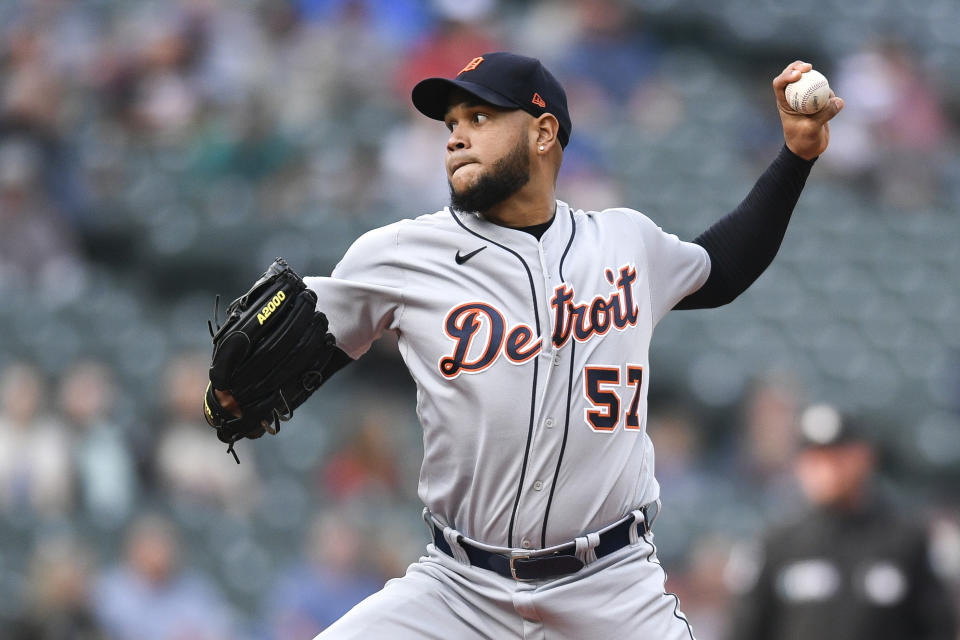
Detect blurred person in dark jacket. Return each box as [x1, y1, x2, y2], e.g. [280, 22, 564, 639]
[724, 404, 957, 640]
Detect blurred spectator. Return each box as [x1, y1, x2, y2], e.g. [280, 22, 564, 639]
[155, 353, 260, 516]
[59, 360, 137, 524]
[648, 405, 709, 503]
[397, 19, 501, 99]
[929, 510, 960, 589]
[1, 17, 90, 226]
[725, 404, 957, 640]
[9, 535, 107, 640]
[296, 0, 435, 51]
[734, 370, 804, 492]
[671, 535, 736, 640]
[187, 92, 309, 219]
[122, 11, 206, 140]
[94, 513, 237, 640]
[242, 10, 339, 134]
[0, 362, 73, 517]
[647, 406, 738, 566]
[556, 158, 624, 212]
[319, 407, 403, 504]
[555, 0, 661, 102]
[824, 38, 954, 208]
[378, 111, 450, 211]
[188, 94, 298, 183]
[0, 137, 85, 294]
[928, 509, 960, 622]
[264, 512, 383, 639]
[247, 0, 405, 137]
[1, 20, 61, 129]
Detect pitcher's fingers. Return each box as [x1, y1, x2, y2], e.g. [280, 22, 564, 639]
[773, 62, 812, 92]
[811, 96, 845, 123]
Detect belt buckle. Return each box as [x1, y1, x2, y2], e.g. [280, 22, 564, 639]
[509, 553, 532, 581]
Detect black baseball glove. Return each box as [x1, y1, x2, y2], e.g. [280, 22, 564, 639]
[203, 258, 336, 462]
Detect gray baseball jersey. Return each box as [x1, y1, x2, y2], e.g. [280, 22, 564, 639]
[306, 199, 708, 550]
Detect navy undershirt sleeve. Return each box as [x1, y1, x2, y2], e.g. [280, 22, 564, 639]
[320, 346, 354, 381]
[675, 145, 815, 310]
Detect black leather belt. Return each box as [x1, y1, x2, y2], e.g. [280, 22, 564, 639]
[431, 502, 657, 582]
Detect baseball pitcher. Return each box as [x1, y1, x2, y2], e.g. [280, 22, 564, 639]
[205, 53, 843, 638]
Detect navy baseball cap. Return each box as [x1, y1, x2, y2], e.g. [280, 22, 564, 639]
[412, 52, 572, 148]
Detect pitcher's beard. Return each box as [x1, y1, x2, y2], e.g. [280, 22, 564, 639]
[449, 139, 530, 214]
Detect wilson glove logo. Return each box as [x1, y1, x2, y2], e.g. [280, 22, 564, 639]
[257, 290, 287, 325]
[203, 382, 215, 422]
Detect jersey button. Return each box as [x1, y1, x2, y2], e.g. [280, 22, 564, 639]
[552, 354, 561, 366]
[533, 480, 544, 491]
[521, 539, 532, 549]
[544, 417, 554, 428]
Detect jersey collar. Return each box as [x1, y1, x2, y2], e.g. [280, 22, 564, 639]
[448, 200, 572, 251]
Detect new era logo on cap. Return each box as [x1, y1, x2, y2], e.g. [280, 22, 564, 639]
[411, 52, 572, 148]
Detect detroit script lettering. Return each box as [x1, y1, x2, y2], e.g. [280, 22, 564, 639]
[439, 265, 639, 379]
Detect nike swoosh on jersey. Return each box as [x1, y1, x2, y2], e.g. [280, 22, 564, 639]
[455, 246, 487, 264]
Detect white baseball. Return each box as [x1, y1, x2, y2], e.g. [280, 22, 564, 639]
[784, 69, 831, 114]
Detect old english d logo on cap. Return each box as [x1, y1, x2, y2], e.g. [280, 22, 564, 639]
[459, 56, 484, 75]
[412, 52, 572, 147]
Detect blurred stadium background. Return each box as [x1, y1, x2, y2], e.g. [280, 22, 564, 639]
[0, 0, 958, 638]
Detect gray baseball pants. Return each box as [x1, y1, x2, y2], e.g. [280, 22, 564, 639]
[315, 530, 696, 640]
